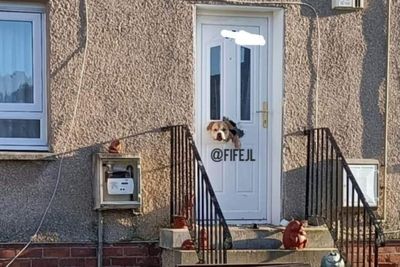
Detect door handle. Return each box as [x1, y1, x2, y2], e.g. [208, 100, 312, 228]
[256, 101, 268, 128]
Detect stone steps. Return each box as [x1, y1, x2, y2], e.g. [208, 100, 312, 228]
[160, 225, 334, 250]
[229, 225, 334, 249]
[160, 225, 337, 267]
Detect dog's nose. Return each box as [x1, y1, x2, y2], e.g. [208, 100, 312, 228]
[216, 133, 222, 140]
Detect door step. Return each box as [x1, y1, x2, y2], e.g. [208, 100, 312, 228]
[177, 263, 311, 267]
[229, 225, 334, 249]
[160, 226, 337, 267]
[160, 225, 334, 250]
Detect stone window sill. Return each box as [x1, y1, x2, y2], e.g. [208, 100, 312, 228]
[0, 151, 57, 161]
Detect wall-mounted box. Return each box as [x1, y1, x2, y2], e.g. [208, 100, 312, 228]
[343, 159, 379, 207]
[332, 0, 364, 10]
[93, 153, 141, 211]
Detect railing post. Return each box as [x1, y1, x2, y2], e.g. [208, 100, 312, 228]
[310, 129, 315, 217]
[374, 228, 379, 267]
[305, 130, 311, 219]
[170, 126, 174, 225]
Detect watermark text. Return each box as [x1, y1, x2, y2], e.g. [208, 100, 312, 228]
[211, 148, 256, 162]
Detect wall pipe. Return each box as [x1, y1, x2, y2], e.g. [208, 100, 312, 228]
[97, 211, 103, 267]
[382, 0, 391, 223]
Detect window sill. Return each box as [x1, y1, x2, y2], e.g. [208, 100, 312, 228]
[0, 151, 56, 161]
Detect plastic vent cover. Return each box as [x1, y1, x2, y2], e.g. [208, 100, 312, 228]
[343, 163, 378, 207]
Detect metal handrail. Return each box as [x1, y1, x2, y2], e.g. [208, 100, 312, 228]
[162, 125, 232, 264]
[304, 128, 384, 266]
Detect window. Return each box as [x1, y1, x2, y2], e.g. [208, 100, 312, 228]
[240, 46, 251, 121]
[0, 4, 47, 150]
[210, 45, 221, 120]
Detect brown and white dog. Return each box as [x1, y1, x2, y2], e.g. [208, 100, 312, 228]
[206, 117, 244, 148]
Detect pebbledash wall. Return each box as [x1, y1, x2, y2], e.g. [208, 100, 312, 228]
[0, 0, 400, 259]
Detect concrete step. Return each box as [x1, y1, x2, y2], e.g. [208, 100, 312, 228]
[160, 228, 191, 249]
[160, 225, 334, 250]
[229, 225, 334, 249]
[162, 248, 337, 267]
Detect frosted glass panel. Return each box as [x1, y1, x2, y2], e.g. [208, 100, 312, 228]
[210, 46, 221, 120]
[240, 47, 251, 121]
[343, 165, 378, 207]
[0, 20, 34, 103]
[0, 119, 40, 138]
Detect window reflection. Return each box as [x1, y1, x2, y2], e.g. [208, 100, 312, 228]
[0, 21, 34, 103]
[0, 119, 40, 138]
[240, 47, 251, 121]
[210, 46, 221, 120]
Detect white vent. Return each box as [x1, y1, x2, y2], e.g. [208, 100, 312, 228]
[343, 160, 378, 207]
[332, 0, 364, 10]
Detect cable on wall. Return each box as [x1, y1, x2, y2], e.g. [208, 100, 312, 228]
[382, 0, 391, 223]
[277, 1, 321, 128]
[6, 0, 90, 266]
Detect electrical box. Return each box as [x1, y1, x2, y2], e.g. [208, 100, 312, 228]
[93, 153, 141, 211]
[332, 0, 364, 10]
[343, 159, 379, 207]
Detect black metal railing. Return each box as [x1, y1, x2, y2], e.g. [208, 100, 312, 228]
[162, 125, 232, 264]
[304, 128, 385, 267]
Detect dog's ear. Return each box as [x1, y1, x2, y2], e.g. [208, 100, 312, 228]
[228, 119, 237, 128]
[229, 129, 237, 136]
[223, 117, 237, 128]
[206, 122, 215, 131]
[225, 120, 235, 130]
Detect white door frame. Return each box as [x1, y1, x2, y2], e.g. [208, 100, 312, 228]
[194, 4, 284, 225]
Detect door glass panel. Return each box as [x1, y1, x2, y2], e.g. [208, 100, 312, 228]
[210, 46, 221, 120]
[240, 47, 251, 121]
[0, 119, 40, 138]
[0, 20, 34, 104]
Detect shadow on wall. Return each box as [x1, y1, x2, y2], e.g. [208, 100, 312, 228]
[300, 0, 321, 129]
[282, 130, 308, 221]
[299, 0, 386, 144]
[0, 127, 173, 243]
[283, 165, 307, 221]
[359, 0, 386, 159]
[50, 0, 88, 79]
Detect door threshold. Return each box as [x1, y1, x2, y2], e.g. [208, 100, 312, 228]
[226, 220, 269, 226]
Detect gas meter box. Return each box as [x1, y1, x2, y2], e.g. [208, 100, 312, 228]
[93, 153, 141, 211]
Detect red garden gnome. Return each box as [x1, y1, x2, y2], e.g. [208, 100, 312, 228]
[282, 220, 307, 249]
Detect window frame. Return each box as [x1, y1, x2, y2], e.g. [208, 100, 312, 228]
[0, 3, 47, 151]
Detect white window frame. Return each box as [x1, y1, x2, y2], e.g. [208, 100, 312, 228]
[0, 3, 47, 150]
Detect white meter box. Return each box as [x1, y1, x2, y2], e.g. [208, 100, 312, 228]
[93, 153, 141, 210]
[343, 159, 379, 207]
[107, 178, 134, 195]
[332, 0, 364, 10]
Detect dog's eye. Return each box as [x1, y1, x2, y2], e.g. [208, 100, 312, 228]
[213, 129, 217, 132]
[222, 128, 226, 131]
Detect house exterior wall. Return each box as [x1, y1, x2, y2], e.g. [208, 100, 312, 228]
[0, 0, 399, 245]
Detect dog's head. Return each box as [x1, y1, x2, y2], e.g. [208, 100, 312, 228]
[207, 121, 232, 142]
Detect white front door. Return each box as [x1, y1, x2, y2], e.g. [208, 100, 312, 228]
[197, 16, 269, 222]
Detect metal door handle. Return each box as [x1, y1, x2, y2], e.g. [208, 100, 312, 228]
[257, 101, 268, 128]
